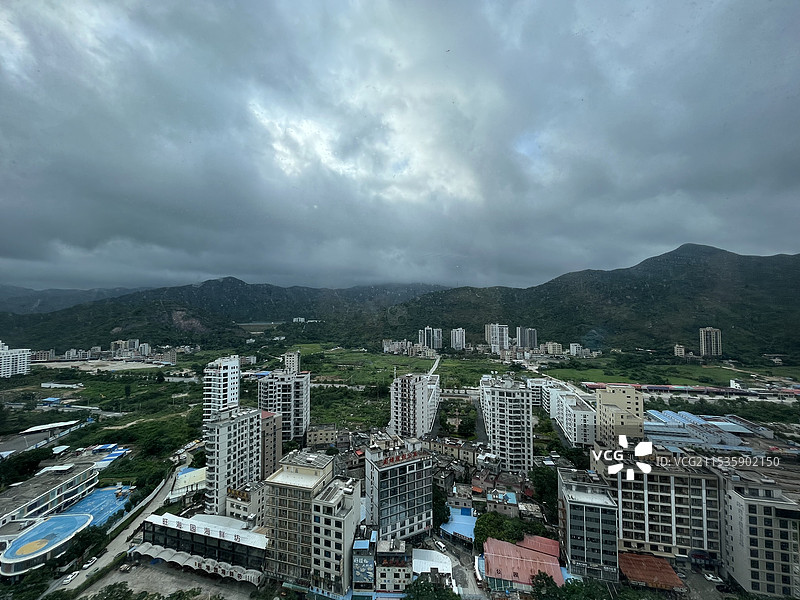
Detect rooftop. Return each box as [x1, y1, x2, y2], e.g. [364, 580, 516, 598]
[483, 537, 564, 586]
[278, 450, 333, 470]
[618, 553, 685, 591]
[0, 461, 97, 517]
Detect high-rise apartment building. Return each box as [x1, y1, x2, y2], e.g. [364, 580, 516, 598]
[204, 407, 264, 515]
[0, 341, 30, 378]
[516, 327, 538, 349]
[389, 373, 440, 439]
[450, 328, 466, 351]
[284, 350, 301, 375]
[674, 344, 685, 357]
[485, 323, 509, 354]
[364, 432, 434, 541]
[699, 327, 722, 356]
[258, 354, 311, 442]
[596, 385, 644, 447]
[550, 388, 596, 448]
[720, 469, 800, 598]
[310, 476, 362, 599]
[479, 375, 543, 473]
[203, 356, 241, 421]
[263, 451, 335, 586]
[260, 411, 283, 479]
[418, 326, 442, 350]
[591, 450, 722, 564]
[558, 469, 619, 581]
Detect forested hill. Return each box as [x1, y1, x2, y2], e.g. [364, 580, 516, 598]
[372, 244, 800, 358]
[2, 245, 799, 358]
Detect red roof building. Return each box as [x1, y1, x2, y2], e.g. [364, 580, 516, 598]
[483, 537, 564, 592]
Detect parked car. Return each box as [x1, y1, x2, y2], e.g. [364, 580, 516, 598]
[63, 571, 80, 585]
[677, 571, 687, 580]
[82, 556, 98, 570]
[704, 573, 723, 583]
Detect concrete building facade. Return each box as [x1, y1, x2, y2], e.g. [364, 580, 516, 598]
[450, 328, 466, 351]
[258, 369, 311, 443]
[389, 373, 440, 439]
[263, 451, 335, 586]
[479, 375, 543, 473]
[202, 356, 240, 421]
[596, 385, 644, 447]
[699, 327, 723, 356]
[364, 433, 434, 541]
[0, 341, 30, 378]
[558, 469, 619, 581]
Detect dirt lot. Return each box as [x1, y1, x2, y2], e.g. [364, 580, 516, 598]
[79, 561, 257, 600]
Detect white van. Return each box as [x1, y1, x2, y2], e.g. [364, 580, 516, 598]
[435, 541, 447, 553]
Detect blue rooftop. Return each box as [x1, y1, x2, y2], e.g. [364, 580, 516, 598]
[2, 514, 92, 562]
[440, 507, 476, 542]
[62, 486, 131, 526]
[177, 466, 197, 477]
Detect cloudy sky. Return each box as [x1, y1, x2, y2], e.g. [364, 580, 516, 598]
[1, 1, 798, 290]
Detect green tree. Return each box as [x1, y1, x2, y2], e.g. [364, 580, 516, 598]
[528, 467, 558, 524]
[403, 576, 459, 600]
[432, 485, 450, 529]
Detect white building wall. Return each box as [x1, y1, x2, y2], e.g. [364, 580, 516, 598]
[0, 341, 31, 378]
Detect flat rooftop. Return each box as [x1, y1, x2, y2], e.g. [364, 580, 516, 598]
[563, 488, 616, 507]
[0, 461, 96, 516]
[279, 450, 333, 470]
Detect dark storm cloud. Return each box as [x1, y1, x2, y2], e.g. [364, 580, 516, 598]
[1, 1, 798, 290]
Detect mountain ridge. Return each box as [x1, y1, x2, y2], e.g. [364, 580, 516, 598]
[1, 244, 798, 358]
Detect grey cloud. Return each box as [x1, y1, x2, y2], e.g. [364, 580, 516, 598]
[0, 1, 798, 291]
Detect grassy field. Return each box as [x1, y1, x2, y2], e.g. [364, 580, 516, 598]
[545, 361, 757, 387]
[437, 356, 508, 387]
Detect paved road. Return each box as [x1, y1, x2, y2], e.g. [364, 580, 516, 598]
[45, 463, 183, 597]
[428, 355, 441, 376]
[423, 535, 485, 599]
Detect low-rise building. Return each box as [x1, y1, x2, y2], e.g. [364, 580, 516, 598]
[375, 539, 412, 594]
[486, 490, 519, 518]
[136, 514, 267, 586]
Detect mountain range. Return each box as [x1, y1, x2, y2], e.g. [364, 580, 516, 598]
[1, 244, 798, 358]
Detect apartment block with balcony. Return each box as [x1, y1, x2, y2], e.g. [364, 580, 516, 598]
[0, 341, 30, 378]
[479, 374, 544, 473]
[263, 451, 335, 586]
[389, 373, 440, 439]
[258, 369, 311, 443]
[309, 477, 362, 600]
[550, 388, 596, 448]
[719, 469, 800, 598]
[204, 407, 263, 516]
[592, 451, 722, 564]
[203, 356, 240, 421]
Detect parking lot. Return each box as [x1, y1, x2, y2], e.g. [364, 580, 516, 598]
[684, 571, 731, 600]
[78, 561, 257, 600]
